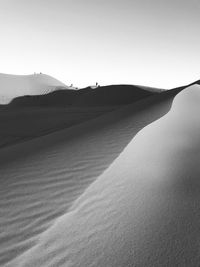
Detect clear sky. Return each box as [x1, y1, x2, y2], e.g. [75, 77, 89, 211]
[0, 0, 200, 88]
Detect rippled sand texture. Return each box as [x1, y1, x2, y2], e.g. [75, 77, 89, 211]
[4, 85, 200, 267]
[0, 106, 117, 148]
[0, 87, 183, 266]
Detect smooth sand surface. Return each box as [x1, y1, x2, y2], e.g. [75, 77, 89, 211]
[0, 73, 67, 104]
[71, 85, 154, 106]
[4, 85, 200, 267]
[0, 87, 179, 266]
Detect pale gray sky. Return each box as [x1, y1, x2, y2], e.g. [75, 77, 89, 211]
[0, 0, 200, 88]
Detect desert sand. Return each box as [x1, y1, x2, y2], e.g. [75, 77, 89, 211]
[0, 73, 67, 104]
[0, 75, 199, 266]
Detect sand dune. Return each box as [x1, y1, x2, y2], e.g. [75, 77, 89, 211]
[4, 85, 200, 267]
[0, 106, 117, 148]
[0, 73, 67, 104]
[1, 77, 199, 266]
[0, 86, 180, 266]
[72, 85, 155, 106]
[8, 84, 157, 107]
[0, 80, 163, 148]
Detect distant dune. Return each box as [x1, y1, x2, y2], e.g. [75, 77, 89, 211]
[71, 85, 155, 106]
[0, 74, 200, 266]
[0, 73, 68, 104]
[0, 74, 163, 106]
[8, 84, 157, 107]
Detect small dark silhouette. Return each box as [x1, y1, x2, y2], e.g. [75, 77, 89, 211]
[95, 82, 100, 87]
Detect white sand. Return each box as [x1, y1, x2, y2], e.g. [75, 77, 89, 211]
[0, 73, 67, 104]
[4, 85, 200, 267]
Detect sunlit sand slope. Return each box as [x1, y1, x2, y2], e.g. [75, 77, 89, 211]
[0, 89, 179, 266]
[0, 73, 67, 104]
[8, 85, 200, 267]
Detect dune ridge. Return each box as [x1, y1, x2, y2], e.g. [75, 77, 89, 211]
[7, 85, 200, 267]
[0, 76, 164, 149]
[0, 83, 170, 149]
[8, 84, 156, 107]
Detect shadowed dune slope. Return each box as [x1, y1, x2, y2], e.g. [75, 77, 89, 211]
[71, 85, 155, 106]
[0, 84, 163, 148]
[0, 73, 68, 104]
[0, 88, 181, 266]
[8, 85, 200, 267]
[0, 106, 117, 148]
[9, 84, 157, 107]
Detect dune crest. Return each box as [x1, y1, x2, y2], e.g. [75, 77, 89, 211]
[0, 79, 163, 148]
